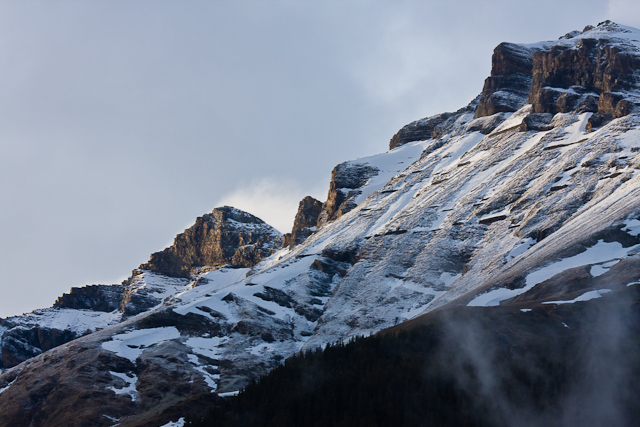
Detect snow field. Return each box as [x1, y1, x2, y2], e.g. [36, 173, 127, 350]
[469, 239, 638, 307]
[542, 289, 612, 305]
[101, 326, 181, 362]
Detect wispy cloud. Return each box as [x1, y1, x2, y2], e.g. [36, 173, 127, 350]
[216, 177, 327, 233]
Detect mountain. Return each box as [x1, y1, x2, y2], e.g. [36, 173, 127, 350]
[2, 20, 640, 426]
[191, 284, 640, 427]
[0, 206, 282, 371]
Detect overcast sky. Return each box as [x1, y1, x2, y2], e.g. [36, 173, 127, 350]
[1, 1, 639, 318]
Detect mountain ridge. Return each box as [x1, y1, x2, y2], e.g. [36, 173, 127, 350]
[3, 20, 640, 426]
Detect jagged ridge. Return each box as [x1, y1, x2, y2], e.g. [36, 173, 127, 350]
[3, 21, 640, 427]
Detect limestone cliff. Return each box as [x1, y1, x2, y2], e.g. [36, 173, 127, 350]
[317, 163, 379, 227]
[139, 206, 282, 278]
[282, 196, 323, 248]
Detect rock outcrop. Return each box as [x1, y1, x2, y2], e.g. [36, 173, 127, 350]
[139, 206, 282, 278]
[317, 163, 379, 227]
[53, 284, 125, 312]
[0, 207, 278, 370]
[389, 100, 479, 150]
[282, 196, 323, 248]
[475, 42, 545, 118]
[0, 323, 78, 369]
[529, 23, 640, 117]
[474, 21, 640, 122]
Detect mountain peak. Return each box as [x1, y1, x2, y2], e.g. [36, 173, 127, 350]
[139, 206, 282, 278]
[4, 23, 640, 427]
[389, 22, 640, 151]
[211, 205, 269, 225]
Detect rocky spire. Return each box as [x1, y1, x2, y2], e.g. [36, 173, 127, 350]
[282, 196, 323, 248]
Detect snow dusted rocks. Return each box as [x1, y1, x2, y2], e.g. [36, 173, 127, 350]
[475, 42, 548, 118]
[282, 196, 323, 248]
[4, 22, 640, 426]
[528, 21, 640, 118]
[476, 21, 640, 122]
[0, 206, 279, 371]
[140, 206, 283, 278]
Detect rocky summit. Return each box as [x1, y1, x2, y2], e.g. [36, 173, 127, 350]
[140, 206, 283, 278]
[2, 21, 640, 427]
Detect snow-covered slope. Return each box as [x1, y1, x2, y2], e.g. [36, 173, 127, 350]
[0, 206, 281, 371]
[3, 21, 640, 427]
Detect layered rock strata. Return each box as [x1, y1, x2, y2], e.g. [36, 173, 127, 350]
[282, 196, 323, 248]
[140, 206, 282, 278]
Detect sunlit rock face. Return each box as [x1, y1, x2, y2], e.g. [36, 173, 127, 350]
[475, 42, 542, 118]
[529, 23, 640, 118]
[476, 21, 640, 121]
[140, 206, 283, 278]
[282, 196, 323, 248]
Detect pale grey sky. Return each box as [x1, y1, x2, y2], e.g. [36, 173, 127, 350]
[1, 1, 638, 317]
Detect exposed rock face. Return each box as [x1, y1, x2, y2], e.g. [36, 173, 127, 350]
[139, 206, 282, 278]
[0, 207, 277, 371]
[529, 27, 640, 117]
[475, 42, 544, 118]
[0, 324, 78, 369]
[120, 272, 191, 316]
[519, 113, 554, 132]
[317, 163, 379, 227]
[282, 196, 323, 248]
[475, 21, 640, 122]
[53, 284, 124, 312]
[389, 100, 478, 150]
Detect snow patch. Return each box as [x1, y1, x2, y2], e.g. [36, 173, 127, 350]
[249, 342, 279, 356]
[107, 371, 138, 401]
[194, 365, 219, 392]
[469, 240, 637, 307]
[542, 289, 612, 305]
[526, 241, 633, 287]
[590, 260, 619, 277]
[185, 336, 228, 359]
[439, 272, 461, 287]
[101, 327, 181, 362]
[506, 238, 536, 261]
[160, 418, 185, 427]
[623, 219, 640, 237]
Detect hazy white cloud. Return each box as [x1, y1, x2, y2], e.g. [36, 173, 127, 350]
[217, 177, 327, 233]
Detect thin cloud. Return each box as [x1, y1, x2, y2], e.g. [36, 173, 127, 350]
[216, 177, 327, 233]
